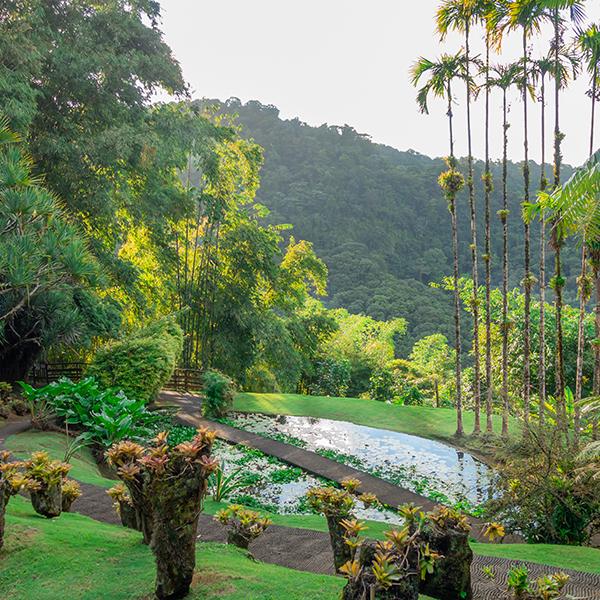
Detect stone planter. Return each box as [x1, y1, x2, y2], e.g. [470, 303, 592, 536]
[30, 483, 62, 518]
[418, 523, 473, 600]
[326, 515, 354, 573]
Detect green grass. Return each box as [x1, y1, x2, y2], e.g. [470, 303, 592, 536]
[234, 392, 522, 451]
[5, 430, 115, 489]
[470, 541, 600, 575]
[0, 496, 345, 600]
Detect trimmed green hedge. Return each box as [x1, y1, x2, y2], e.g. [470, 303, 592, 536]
[86, 316, 183, 403]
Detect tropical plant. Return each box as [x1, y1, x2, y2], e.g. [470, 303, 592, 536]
[306, 478, 379, 573]
[22, 451, 72, 518]
[0, 118, 101, 382]
[208, 463, 256, 502]
[19, 377, 163, 449]
[576, 23, 600, 157]
[214, 504, 272, 551]
[484, 564, 570, 599]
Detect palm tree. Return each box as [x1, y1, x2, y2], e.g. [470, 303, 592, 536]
[488, 61, 522, 438]
[474, 0, 500, 436]
[505, 0, 548, 430]
[411, 51, 469, 437]
[545, 0, 585, 430]
[436, 0, 483, 435]
[531, 56, 553, 424]
[576, 23, 600, 157]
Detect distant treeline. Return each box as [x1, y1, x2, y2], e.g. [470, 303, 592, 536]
[190, 98, 579, 359]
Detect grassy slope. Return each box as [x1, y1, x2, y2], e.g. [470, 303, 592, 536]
[0, 496, 345, 600]
[6, 430, 114, 489]
[234, 392, 522, 449]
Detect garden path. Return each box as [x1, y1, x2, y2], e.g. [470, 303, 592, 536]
[3, 417, 600, 599]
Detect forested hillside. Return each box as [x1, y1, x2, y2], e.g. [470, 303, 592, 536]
[192, 98, 578, 358]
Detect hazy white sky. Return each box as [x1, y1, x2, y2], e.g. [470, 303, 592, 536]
[157, 0, 600, 168]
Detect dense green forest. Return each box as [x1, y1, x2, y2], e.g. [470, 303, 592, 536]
[189, 97, 578, 358]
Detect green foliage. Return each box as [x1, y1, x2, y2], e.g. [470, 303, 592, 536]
[86, 316, 183, 403]
[368, 369, 396, 402]
[485, 430, 600, 545]
[19, 378, 162, 449]
[208, 464, 257, 503]
[310, 358, 352, 397]
[0, 119, 102, 382]
[202, 371, 236, 419]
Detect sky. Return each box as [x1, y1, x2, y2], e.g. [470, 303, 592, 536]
[156, 0, 600, 169]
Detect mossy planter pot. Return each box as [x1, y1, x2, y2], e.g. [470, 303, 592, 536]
[326, 515, 354, 573]
[30, 484, 62, 518]
[119, 501, 141, 531]
[226, 530, 251, 551]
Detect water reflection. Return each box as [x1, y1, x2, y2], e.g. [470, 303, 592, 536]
[227, 413, 493, 506]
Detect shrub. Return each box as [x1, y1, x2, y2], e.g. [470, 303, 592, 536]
[202, 371, 236, 419]
[86, 315, 183, 403]
[106, 428, 219, 599]
[214, 505, 272, 550]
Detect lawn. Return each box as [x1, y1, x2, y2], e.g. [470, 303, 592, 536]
[0, 496, 346, 600]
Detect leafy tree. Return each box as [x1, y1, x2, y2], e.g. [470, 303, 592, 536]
[320, 310, 405, 398]
[0, 120, 101, 381]
[408, 334, 455, 408]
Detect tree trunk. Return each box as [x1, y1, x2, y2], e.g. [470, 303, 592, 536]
[575, 247, 588, 448]
[0, 485, 5, 550]
[151, 477, 207, 600]
[452, 198, 463, 437]
[30, 483, 62, 518]
[484, 35, 493, 436]
[539, 75, 547, 426]
[522, 30, 531, 431]
[465, 25, 481, 435]
[501, 89, 510, 439]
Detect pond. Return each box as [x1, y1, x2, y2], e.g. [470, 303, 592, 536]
[225, 412, 493, 510]
[210, 439, 401, 525]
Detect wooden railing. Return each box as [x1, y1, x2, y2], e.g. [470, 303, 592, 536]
[30, 363, 204, 393]
[31, 362, 84, 385]
[164, 368, 204, 393]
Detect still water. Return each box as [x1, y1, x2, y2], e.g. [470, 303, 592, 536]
[227, 412, 493, 507]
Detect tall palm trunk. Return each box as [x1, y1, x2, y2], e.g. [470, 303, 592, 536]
[501, 86, 510, 438]
[484, 35, 494, 436]
[452, 193, 464, 437]
[539, 70, 547, 426]
[522, 30, 532, 429]
[465, 22, 481, 434]
[552, 7, 567, 427]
